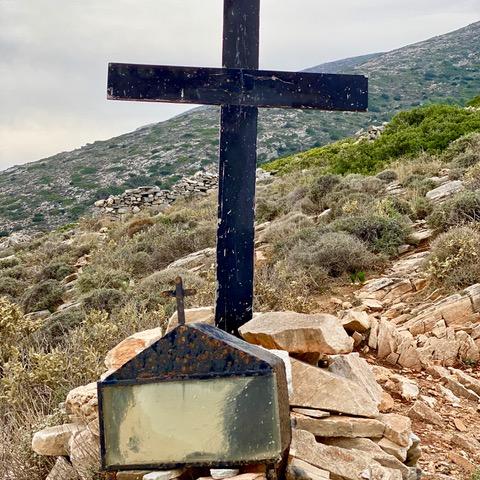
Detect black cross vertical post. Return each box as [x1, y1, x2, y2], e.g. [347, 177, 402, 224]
[216, 0, 260, 334]
[106, 1, 368, 337]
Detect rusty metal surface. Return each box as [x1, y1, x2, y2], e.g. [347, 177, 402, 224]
[101, 323, 284, 384]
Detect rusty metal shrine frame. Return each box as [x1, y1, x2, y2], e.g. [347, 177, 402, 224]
[107, 0, 368, 336]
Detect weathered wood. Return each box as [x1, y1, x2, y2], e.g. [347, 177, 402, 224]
[108, 64, 368, 112]
[215, 0, 260, 335]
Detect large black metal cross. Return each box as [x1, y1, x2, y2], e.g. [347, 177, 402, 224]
[107, 0, 368, 337]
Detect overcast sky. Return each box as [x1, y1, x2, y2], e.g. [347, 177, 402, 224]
[0, 0, 478, 171]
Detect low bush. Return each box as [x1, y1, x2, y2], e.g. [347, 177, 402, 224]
[0, 276, 27, 298]
[428, 191, 480, 231]
[330, 214, 409, 255]
[76, 266, 129, 293]
[409, 196, 433, 220]
[22, 280, 64, 313]
[261, 213, 315, 245]
[426, 226, 480, 289]
[287, 231, 377, 277]
[38, 261, 75, 281]
[82, 288, 128, 313]
[0, 256, 19, 269]
[34, 308, 85, 348]
[126, 217, 155, 238]
[376, 170, 398, 182]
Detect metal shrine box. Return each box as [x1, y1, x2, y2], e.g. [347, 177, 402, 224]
[98, 323, 291, 472]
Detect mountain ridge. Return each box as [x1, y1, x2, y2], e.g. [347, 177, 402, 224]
[0, 20, 479, 234]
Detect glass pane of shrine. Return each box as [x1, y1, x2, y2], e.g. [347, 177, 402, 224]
[102, 374, 281, 468]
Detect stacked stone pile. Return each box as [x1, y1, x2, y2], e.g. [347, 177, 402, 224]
[354, 124, 387, 142]
[93, 169, 271, 216]
[352, 246, 480, 370]
[33, 308, 422, 480]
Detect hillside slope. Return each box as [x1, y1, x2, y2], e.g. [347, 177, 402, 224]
[1, 21, 479, 233]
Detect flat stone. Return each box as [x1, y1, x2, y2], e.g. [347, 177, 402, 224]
[32, 423, 82, 456]
[438, 386, 460, 405]
[447, 452, 476, 474]
[286, 457, 330, 480]
[290, 429, 382, 480]
[362, 299, 384, 311]
[291, 408, 330, 419]
[392, 375, 419, 401]
[144, 470, 184, 480]
[408, 401, 443, 426]
[450, 368, 480, 396]
[46, 457, 79, 480]
[341, 310, 371, 333]
[443, 376, 480, 402]
[166, 306, 215, 333]
[198, 475, 265, 480]
[321, 438, 410, 479]
[239, 312, 354, 356]
[380, 414, 413, 448]
[449, 433, 480, 454]
[290, 359, 379, 418]
[464, 283, 480, 313]
[377, 437, 408, 462]
[210, 470, 240, 480]
[327, 353, 383, 405]
[117, 472, 152, 480]
[425, 180, 463, 202]
[293, 414, 385, 438]
[104, 327, 163, 371]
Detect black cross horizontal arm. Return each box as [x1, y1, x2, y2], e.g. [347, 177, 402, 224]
[108, 63, 368, 112]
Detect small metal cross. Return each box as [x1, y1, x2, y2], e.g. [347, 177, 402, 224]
[161, 276, 196, 325]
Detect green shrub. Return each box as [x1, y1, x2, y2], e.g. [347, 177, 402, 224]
[376, 170, 398, 182]
[402, 175, 437, 195]
[409, 196, 433, 220]
[262, 213, 315, 245]
[82, 288, 127, 313]
[266, 104, 480, 175]
[76, 267, 129, 293]
[34, 308, 85, 348]
[426, 226, 480, 289]
[287, 231, 377, 277]
[0, 256, 19, 269]
[22, 280, 64, 313]
[428, 191, 480, 231]
[327, 192, 374, 218]
[0, 277, 27, 298]
[39, 261, 76, 281]
[330, 215, 409, 255]
[308, 174, 341, 206]
[467, 96, 480, 108]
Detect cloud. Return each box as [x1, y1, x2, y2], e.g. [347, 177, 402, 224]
[0, 0, 479, 169]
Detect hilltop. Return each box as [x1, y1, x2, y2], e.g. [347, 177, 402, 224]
[0, 21, 479, 233]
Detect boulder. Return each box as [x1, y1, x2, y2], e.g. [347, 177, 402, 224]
[327, 353, 383, 405]
[166, 306, 215, 333]
[286, 458, 330, 480]
[293, 414, 385, 438]
[32, 423, 83, 456]
[239, 312, 353, 356]
[65, 382, 98, 423]
[290, 359, 379, 418]
[290, 429, 384, 480]
[391, 375, 419, 401]
[105, 327, 163, 371]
